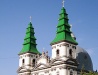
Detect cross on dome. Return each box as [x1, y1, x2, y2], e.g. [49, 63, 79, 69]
[62, 0, 65, 7]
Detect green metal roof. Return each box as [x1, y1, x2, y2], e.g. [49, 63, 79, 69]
[19, 22, 40, 55]
[50, 7, 78, 45]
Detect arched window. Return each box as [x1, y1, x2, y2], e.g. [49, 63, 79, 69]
[57, 71, 59, 75]
[22, 59, 25, 65]
[70, 69, 73, 75]
[56, 49, 59, 56]
[32, 59, 35, 66]
[69, 49, 72, 56]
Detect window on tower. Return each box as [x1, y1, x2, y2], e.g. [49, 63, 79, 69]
[69, 49, 72, 57]
[56, 49, 59, 57]
[70, 69, 73, 75]
[32, 59, 35, 66]
[22, 59, 25, 65]
[57, 71, 59, 75]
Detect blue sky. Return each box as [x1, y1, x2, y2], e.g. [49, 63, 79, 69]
[0, 0, 98, 75]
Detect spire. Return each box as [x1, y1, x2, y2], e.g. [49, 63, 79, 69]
[50, 5, 78, 45]
[19, 22, 40, 55]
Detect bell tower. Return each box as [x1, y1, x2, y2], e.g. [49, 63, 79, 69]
[50, 1, 78, 75]
[50, 7, 78, 59]
[17, 21, 40, 75]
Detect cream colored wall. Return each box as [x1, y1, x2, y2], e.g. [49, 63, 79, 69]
[19, 53, 38, 69]
[31, 67, 65, 75]
[52, 42, 67, 58]
[51, 42, 76, 59]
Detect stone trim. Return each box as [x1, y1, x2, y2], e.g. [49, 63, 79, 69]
[18, 52, 41, 55]
[50, 40, 78, 45]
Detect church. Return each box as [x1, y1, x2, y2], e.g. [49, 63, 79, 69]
[17, 1, 93, 75]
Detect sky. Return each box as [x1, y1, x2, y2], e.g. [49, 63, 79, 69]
[0, 0, 98, 75]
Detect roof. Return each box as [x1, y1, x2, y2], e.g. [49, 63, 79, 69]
[50, 7, 78, 45]
[19, 22, 40, 55]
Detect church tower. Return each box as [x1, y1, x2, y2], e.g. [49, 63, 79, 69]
[50, 1, 78, 75]
[50, 5, 78, 59]
[17, 21, 40, 75]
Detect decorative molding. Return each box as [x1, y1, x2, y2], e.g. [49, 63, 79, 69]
[44, 70, 49, 73]
[17, 66, 31, 73]
[52, 46, 56, 49]
[50, 40, 78, 45]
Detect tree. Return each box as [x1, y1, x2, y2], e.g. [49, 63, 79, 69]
[81, 70, 98, 75]
[80, 65, 98, 75]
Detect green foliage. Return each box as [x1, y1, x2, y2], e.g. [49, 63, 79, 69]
[81, 68, 98, 75]
[80, 65, 98, 75]
[81, 71, 98, 75]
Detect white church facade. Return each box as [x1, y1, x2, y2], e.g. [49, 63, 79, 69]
[17, 1, 93, 75]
